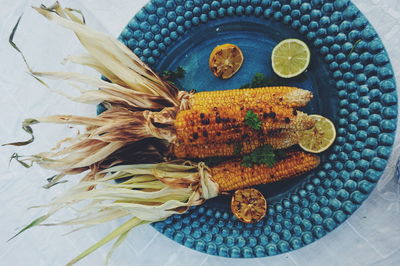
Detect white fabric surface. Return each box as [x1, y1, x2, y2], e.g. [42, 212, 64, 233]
[0, 0, 399, 265]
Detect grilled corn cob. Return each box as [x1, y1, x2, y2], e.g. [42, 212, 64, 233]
[211, 151, 320, 191]
[175, 105, 315, 144]
[189, 86, 313, 109]
[172, 130, 298, 158]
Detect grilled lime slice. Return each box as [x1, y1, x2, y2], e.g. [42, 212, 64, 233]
[299, 115, 336, 153]
[231, 188, 267, 224]
[209, 43, 244, 79]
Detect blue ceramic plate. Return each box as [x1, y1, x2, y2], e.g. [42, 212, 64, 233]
[117, 0, 397, 258]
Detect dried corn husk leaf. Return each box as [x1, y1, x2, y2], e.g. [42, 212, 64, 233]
[67, 217, 145, 266]
[3, 119, 39, 146]
[34, 3, 179, 105]
[15, 161, 218, 265]
[32, 71, 176, 110]
[9, 105, 177, 174]
[6, 3, 193, 178]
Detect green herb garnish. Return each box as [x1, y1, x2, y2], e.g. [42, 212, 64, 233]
[202, 156, 227, 168]
[252, 72, 275, 87]
[245, 110, 261, 130]
[242, 145, 275, 167]
[239, 72, 309, 89]
[275, 149, 287, 159]
[233, 142, 243, 156]
[240, 72, 285, 88]
[241, 145, 285, 168]
[161, 66, 185, 83]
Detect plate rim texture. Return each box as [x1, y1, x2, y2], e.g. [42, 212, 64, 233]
[117, 0, 398, 258]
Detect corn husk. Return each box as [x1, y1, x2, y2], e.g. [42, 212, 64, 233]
[13, 106, 178, 174]
[13, 161, 219, 265]
[6, 3, 192, 179]
[5, 3, 212, 264]
[35, 3, 180, 104]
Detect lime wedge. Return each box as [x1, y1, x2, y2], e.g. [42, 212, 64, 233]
[271, 39, 311, 78]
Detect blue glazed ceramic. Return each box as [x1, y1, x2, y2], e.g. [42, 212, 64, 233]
[116, 0, 397, 258]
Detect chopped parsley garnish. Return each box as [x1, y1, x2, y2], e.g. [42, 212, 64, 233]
[245, 110, 261, 130]
[239, 72, 307, 89]
[240, 72, 284, 88]
[202, 156, 227, 168]
[233, 142, 243, 156]
[161, 66, 185, 83]
[241, 145, 286, 168]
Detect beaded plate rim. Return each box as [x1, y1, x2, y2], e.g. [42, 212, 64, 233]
[117, 0, 398, 258]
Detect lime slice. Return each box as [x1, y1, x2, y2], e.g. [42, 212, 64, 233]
[209, 43, 244, 79]
[271, 39, 311, 78]
[298, 115, 336, 153]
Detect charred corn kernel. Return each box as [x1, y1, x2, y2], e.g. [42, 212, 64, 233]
[174, 105, 315, 145]
[173, 130, 298, 158]
[211, 151, 320, 192]
[189, 86, 313, 109]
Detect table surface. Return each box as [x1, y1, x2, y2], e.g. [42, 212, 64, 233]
[0, 0, 399, 265]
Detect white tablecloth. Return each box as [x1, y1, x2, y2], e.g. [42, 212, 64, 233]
[0, 0, 399, 265]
